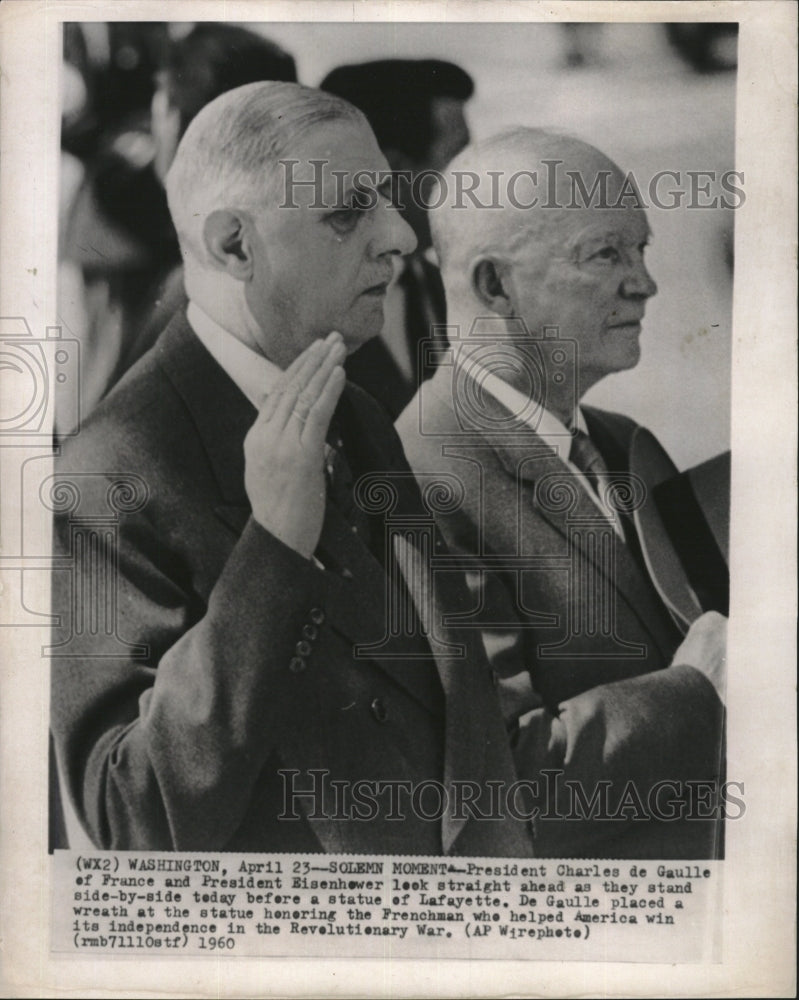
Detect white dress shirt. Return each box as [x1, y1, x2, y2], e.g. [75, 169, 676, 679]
[457, 352, 624, 537]
[187, 300, 280, 407]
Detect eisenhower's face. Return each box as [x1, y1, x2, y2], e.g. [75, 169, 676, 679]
[505, 185, 657, 392]
[245, 119, 417, 359]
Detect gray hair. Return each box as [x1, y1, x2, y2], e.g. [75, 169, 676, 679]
[429, 126, 623, 280]
[166, 81, 364, 264]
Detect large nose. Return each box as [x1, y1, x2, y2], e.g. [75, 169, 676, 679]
[370, 202, 418, 259]
[620, 255, 657, 300]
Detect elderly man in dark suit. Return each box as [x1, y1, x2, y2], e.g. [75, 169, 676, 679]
[50, 82, 534, 856]
[396, 128, 727, 858]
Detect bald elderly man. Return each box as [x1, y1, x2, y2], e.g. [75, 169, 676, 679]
[49, 83, 536, 856]
[397, 128, 727, 858]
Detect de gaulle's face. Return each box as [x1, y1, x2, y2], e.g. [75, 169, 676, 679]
[245, 120, 417, 362]
[505, 199, 658, 393]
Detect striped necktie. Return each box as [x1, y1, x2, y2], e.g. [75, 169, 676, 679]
[568, 427, 609, 496]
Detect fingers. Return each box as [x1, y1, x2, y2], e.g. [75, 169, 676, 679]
[255, 338, 320, 423]
[256, 332, 344, 429]
[295, 338, 347, 421]
[277, 335, 345, 432]
[302, 364, 346, 450]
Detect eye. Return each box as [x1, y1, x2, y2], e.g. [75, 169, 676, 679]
[591, 245, 621, 263]
[327, 206, 362, 235]
[326, 187, 379, 236]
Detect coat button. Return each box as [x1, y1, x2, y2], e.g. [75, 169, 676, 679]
[289, 657, 306, 673]
[370, 698, 388, 723]
[302, 624, 318, 641]
[310, 607, 325, 625]
[295, 640, 312, 657]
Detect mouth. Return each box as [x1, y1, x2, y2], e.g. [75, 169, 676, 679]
[361, 280, 391, 297]
[607, 319, 642, 332]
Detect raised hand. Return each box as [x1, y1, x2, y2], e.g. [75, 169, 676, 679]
[244, 332, 347, 559]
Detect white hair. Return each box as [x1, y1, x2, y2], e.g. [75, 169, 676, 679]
[165, 81, 363, 267]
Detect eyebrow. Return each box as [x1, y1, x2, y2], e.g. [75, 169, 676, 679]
[568, 223, 653, 254]
[333, 173, 394, 208]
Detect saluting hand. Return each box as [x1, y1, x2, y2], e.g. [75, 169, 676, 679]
[244, 332, 347, 559]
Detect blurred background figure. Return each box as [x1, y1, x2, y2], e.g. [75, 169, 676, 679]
[61, 22, 170, 162]
[149, 22, 297, 181]
[665, 23, 738, 74]
[140, 25, 297, 350]
[321, 59, 474, 417]
[58, 24, 296, 433]
[560, 23, 605, 69]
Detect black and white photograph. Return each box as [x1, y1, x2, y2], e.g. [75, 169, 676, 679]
[49, 15, 739, 858]
[0, 1, 795, 996]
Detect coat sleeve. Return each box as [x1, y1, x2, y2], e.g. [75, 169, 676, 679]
[50, 471, 333, 851]
[513, 664, 724, 853]
[467, 555, 725, 854]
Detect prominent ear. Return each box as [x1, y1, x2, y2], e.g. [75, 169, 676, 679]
[471, 256, 514, 315]
[202, 209, 255, 280]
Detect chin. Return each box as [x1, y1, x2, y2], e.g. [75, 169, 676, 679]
[627, 339, 643, 366]
[606, 332, 642, 371]
[610, 348, 641, 374]
[341, 316, 385, 355]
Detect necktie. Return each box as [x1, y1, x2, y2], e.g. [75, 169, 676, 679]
[402, 255, 447, 386]
[570, 427, 647, 551]
[324, 429, 372, 544]
[568, 427, 610, 496]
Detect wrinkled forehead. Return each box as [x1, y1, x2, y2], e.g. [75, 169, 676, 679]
[527, 198, 652, 254]
[434, 139, 652, 266]
[273, 119, 392, 208]
[502, 154, 651, 260]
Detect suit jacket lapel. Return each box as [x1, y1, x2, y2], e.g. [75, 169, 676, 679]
[430, 366, 675, 658]
[502, 436, 675, 657]
[155, 311, 254, 506]
[333, 396, 512, 846]
[392, 522, 506, 852]
[318, 462, 515, 855]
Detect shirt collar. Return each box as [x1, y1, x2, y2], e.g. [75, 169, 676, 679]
[186, 300, 281, 408]
[456, 350, 587, 460]
[457, 351, 624, 535]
